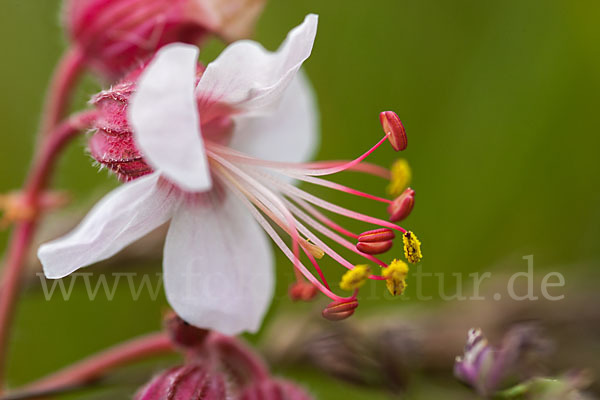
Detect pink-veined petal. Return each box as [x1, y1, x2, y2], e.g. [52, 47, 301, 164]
[163, 188, 274, 335]
[229, 70, 319, 164]
[196, 14, 318, 116]
[38, 173, 180, 279]
[130, 43, 212, 192]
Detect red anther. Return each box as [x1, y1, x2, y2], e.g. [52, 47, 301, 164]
[322, 299, 359, 321]
[288, 282, 319, 302]
[358, 228, 395, 243]
[379, 111, 407, 151]
[356, 240, 393, 255]
[387, 187, 415, 222]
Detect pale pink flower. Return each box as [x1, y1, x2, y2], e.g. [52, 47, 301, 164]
[39, 14, 420, 335]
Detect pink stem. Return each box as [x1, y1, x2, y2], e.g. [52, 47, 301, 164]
[39, 47, 85, 138]
[18, 333, 173, 394]
[0, 111, 96, 392]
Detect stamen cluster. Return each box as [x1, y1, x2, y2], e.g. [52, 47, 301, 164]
[204, 111, 423, 321]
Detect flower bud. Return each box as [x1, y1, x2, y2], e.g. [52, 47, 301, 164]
[65, 0, 266, 79]
[322, 299, 359, 321]
[379, 111, 407, 151]
[238, 379, 313, 400]
[135, 365, 227, 400]
[289, 281, 319, 302]
[88, 69, 153, 181]
[356, 228, 395, 255]
[387, 188, 415, 222]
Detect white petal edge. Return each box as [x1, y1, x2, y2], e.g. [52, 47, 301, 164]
[196, 14, 318, 116]
[163, 188, 274, 336]
[130, 43, 212, 193]
[39, 173, 180, 279]
[229, 69, 320, 164]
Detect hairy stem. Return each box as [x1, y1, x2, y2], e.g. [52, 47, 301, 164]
[0, 111, 96, 392]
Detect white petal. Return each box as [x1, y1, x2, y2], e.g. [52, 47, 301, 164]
[38, 173, 179, 279]
[196, 14, 318, 116]
[130, 43, 212, 193]
[163, 189, 274, 335]
[229, 70, 319, 164]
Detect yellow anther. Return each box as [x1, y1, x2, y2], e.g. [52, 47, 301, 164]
[403, 231, 422, 264]
[382, 259, 409, 296]
[387, 159, 412, 197]
[340, 265, 371, 291]
[301, 238, 325, 259]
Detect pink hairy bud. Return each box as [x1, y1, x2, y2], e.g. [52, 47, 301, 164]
[322, 299, 359, 322]
[379, 111, 407, 151]
[387, 188, 415, 222]
[88, 66, 153, 181]
[65, 0, 266, 79]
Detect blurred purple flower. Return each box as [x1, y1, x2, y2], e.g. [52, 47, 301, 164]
[454, 325, 551, 397]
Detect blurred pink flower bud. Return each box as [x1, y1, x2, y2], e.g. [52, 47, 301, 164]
[135, 364, 227, 400]
[64, 0, 266, 79]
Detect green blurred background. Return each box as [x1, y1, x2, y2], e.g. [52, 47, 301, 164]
[1, 0, 600, 398]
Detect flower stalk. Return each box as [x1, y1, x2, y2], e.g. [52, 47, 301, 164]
[0, 110, 96, 391]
